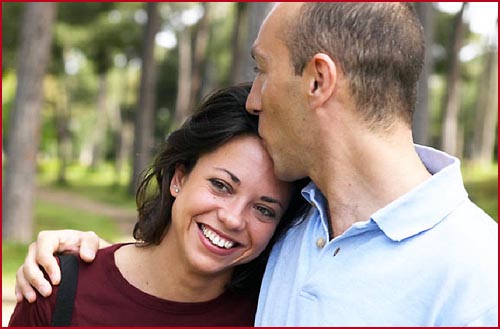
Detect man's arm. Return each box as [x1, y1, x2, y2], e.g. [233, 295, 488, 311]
[14, 230, 109, 303]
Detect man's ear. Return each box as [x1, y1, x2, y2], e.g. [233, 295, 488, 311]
[305, 53, 337, 109]
[170, 164, 187, 196]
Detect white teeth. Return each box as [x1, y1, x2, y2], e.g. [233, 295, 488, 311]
[201, 224, 235, 249]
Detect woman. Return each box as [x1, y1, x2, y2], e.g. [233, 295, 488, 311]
[9, 84, 309, 326]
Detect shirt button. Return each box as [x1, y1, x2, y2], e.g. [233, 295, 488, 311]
[316, 237, 326, 249]
[333, 247, 341, 256]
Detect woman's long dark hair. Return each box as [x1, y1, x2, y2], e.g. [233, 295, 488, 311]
[134, 83, 309, 295]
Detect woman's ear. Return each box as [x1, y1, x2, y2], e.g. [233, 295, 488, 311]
[170, 164, 187, 197]
[305, 53, 337, 109]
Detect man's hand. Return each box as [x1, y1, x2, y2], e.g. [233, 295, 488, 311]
[14, 229, 110, 303]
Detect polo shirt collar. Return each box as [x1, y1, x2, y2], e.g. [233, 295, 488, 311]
[302, 181, 331, 237]
[301, 145, 469, 242]
[371, 145, 469, 241]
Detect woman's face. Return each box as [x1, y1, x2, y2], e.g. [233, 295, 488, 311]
[166, 135, 292, 278]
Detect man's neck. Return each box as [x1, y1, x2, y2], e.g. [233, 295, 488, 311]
[310, 126, 431, 238]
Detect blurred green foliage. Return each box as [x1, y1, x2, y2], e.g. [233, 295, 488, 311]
[462, 164, 498, 221]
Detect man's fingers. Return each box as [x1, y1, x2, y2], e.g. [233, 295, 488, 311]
[16, 266, 38, 303]
[14, 229, 108, 304]
[79, 231, 101, 262]
[24, 242, 56, 292]
[34, 232, 70, 285]
[14, 284, 23, 303]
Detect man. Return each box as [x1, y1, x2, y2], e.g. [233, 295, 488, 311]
[16, 3, 498, 326]
[244, 3, 498, 326]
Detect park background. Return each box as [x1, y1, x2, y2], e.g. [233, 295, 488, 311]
[1, 2, 498, 325]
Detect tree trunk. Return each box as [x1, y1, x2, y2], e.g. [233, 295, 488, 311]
[90, 73, 109, 169]
[2, 2, 57, 242]
[244, 3, 272, 81]
[173, 27, 192, 127]
[55, 77, 72, 185]
[413, 2, 434, 146]
[229, 2, 271, 84]
[441, 3, 467, 157]
[115, 120, 134, 187]
[471, 47, 498, 165]
[129, 2, 160, 195]
[111, 68, 134, 187]
[188, 2, 212, 112]
[230, 3, 249, 84]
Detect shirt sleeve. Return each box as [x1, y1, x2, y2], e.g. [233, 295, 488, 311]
[8, 270, 59, 326]
[8, 290, 57, 326]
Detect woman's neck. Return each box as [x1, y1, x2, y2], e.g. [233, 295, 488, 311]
[114, 242, 232, 302]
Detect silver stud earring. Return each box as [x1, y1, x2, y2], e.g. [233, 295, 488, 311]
[173, 185, 180, 193]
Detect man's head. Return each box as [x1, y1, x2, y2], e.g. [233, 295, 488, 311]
[285, 2, 425, 128]
[246, 2, 425, 181]
[246, 2, 313, 182]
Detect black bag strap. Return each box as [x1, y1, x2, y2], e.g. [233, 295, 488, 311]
[51, 254, 79, 326]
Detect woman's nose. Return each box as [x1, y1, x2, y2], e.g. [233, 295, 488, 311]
[217, 206, 247, 231]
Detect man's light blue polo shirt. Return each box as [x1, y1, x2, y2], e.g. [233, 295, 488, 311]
[255, 145, 498, 326]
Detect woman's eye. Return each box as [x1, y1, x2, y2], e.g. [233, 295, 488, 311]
[255, 205, 276, 219]
[209, 179, 231, 193]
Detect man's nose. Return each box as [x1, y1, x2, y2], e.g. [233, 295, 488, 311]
[246, 83, 262, 115]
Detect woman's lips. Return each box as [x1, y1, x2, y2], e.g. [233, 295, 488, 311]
[197, 223, 241, 256]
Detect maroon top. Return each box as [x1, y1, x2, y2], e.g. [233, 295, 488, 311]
[9, 243, 257, 326]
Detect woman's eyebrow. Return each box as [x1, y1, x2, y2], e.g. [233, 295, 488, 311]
[214, 167, 284, 209]
[214, 167, 241, 185]
[261, 196, 284, 210]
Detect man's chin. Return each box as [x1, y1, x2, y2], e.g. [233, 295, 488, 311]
[274, 165, 303, 182]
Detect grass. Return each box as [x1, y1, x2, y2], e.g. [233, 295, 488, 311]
[34, 201, 123, 239]
[2, 200, 124, 286]
[37, 159, 136, 208]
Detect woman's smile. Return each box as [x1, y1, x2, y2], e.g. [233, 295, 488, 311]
[199, 223, 238, 249]
[196, 222, 243, 256]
